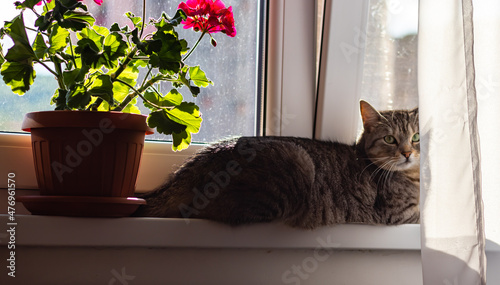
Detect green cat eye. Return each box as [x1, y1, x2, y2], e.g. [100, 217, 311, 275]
[383, 135, 397, 144]
[412, 132, 420, 142]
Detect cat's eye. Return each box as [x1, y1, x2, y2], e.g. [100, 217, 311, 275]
[384, 135, 397, 144]
[412, 133, 420, 143]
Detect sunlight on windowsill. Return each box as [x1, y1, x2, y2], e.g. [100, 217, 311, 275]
[0, 214, 421, 250]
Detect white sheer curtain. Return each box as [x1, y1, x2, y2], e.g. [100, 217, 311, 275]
[418, 0, 500, 283]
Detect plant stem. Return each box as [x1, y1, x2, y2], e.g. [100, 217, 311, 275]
[113, 75, 164, 111]
[140, 66, 153, 89]
[114, 78, 171, 110]
[51, 57, 66, 90]
[26, 27, 48, 36]
[182, 31, 206, 62]
[42, 0, 49, 14]
[111, 47, 138, 81]
[68, 40, 77, 68]
[139, 0, 146, 39]
[35, 59, 59, 78]
[87, 98, 103, 111]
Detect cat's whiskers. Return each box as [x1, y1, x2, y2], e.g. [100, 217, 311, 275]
[359, 157, 390, 180]
[380, 159, 398, 188]
[369, 158, 394, 184]
[371, 157, 400, 188]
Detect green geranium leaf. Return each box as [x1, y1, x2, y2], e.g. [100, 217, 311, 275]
[88, 74, 114, 104]
[16, 0, 39, 9]
[92, 26, 110, 37]
[0, 61, 36, 95]
[177, 69, 200, 97]
[75, 38, 101, 68]
[125, 12, 142, 29]
[131, 57, 148, 68]
[165, 89, 184, 106]
[67, 85, 90, 109]
[33, 33, 48, 59]
[143, 38, 162, 54]
[168, 9, 187, 26]
[51, 89, 68, 110]
[167, 102, 201, 151]
[4, 15, 30, 45]
[143, 89, 183, 109]
[95, 95, 140, 114]
[35, 13, 53, 32]
[172, 130, 191, 151]
[166, 102, 202, 134]
[189, 66, 213, 88]
[5, 42, 35, 62]
[148, 110, 186, 135]
[35, 0, 87, 32]
[43, 0, 56, 12]
[63, 66, 88, 88]
[61, 10, 95, 31]
[101, 32, 128, 68]
[110, 23, 121, 32]
[3, 15, 36, 62]
[180, 39, 188, 53]
[143, 91, 162, 109]
[189, 85, 200, 96]
[63, 69, 81, 88]
[121, 98, 141, 114]
[148, 32, 183, 74]
[77, 27, 106, 47]
[48, 25, 70, 54]
[112, 65, 138, 103]
[154, 16, 174, 33]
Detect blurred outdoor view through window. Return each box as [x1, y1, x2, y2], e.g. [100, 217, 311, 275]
[0, 0, 262, 143]
[360, 0, 418, 110]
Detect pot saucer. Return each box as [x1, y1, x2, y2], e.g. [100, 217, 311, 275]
[17, 195, 146, 217]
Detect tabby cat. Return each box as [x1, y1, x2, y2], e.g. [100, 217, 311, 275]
[134, 100, 420, 229]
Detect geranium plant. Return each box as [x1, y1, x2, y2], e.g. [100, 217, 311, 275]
[0, 0, 236, 150]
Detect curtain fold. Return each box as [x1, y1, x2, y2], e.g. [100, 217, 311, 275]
[419, 0, 486, 284]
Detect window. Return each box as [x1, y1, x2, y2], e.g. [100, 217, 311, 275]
[0, 0, 264, 143]
[315, 0, 418, 143]
[359, 0, 418, 111]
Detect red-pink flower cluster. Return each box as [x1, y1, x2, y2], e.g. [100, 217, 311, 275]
[178, 0, 236, 37]
[36, 0, 102, 6]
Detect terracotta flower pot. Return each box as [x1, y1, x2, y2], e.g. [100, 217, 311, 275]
[18, 111, 153, 217]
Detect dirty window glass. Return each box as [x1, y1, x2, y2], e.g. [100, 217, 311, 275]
[0, 0, 263, 143]
[360, 0, 418, 111]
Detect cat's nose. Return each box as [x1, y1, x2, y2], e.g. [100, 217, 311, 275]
[402, 151, 412, 159]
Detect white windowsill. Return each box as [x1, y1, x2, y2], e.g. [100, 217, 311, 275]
[0, 215, 421, 250]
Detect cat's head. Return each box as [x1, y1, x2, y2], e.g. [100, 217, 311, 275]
[359, 100, 419, 172]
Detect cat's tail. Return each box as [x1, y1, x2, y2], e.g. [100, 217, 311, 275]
[130, 190, 163, 217]
[131, 178, 189, 218]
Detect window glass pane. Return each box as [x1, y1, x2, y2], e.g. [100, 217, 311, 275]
[360, 0, 418, 111]
[0, 0, 262, 143]
[0, 3, 57, 132]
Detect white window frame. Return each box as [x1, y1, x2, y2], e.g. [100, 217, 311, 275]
[315, 0, 369, 143]
[265, 0, 316, 138]
[0, 0, 434, 253]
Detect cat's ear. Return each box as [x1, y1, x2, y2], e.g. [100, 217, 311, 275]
[360, 100, 385, 131]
